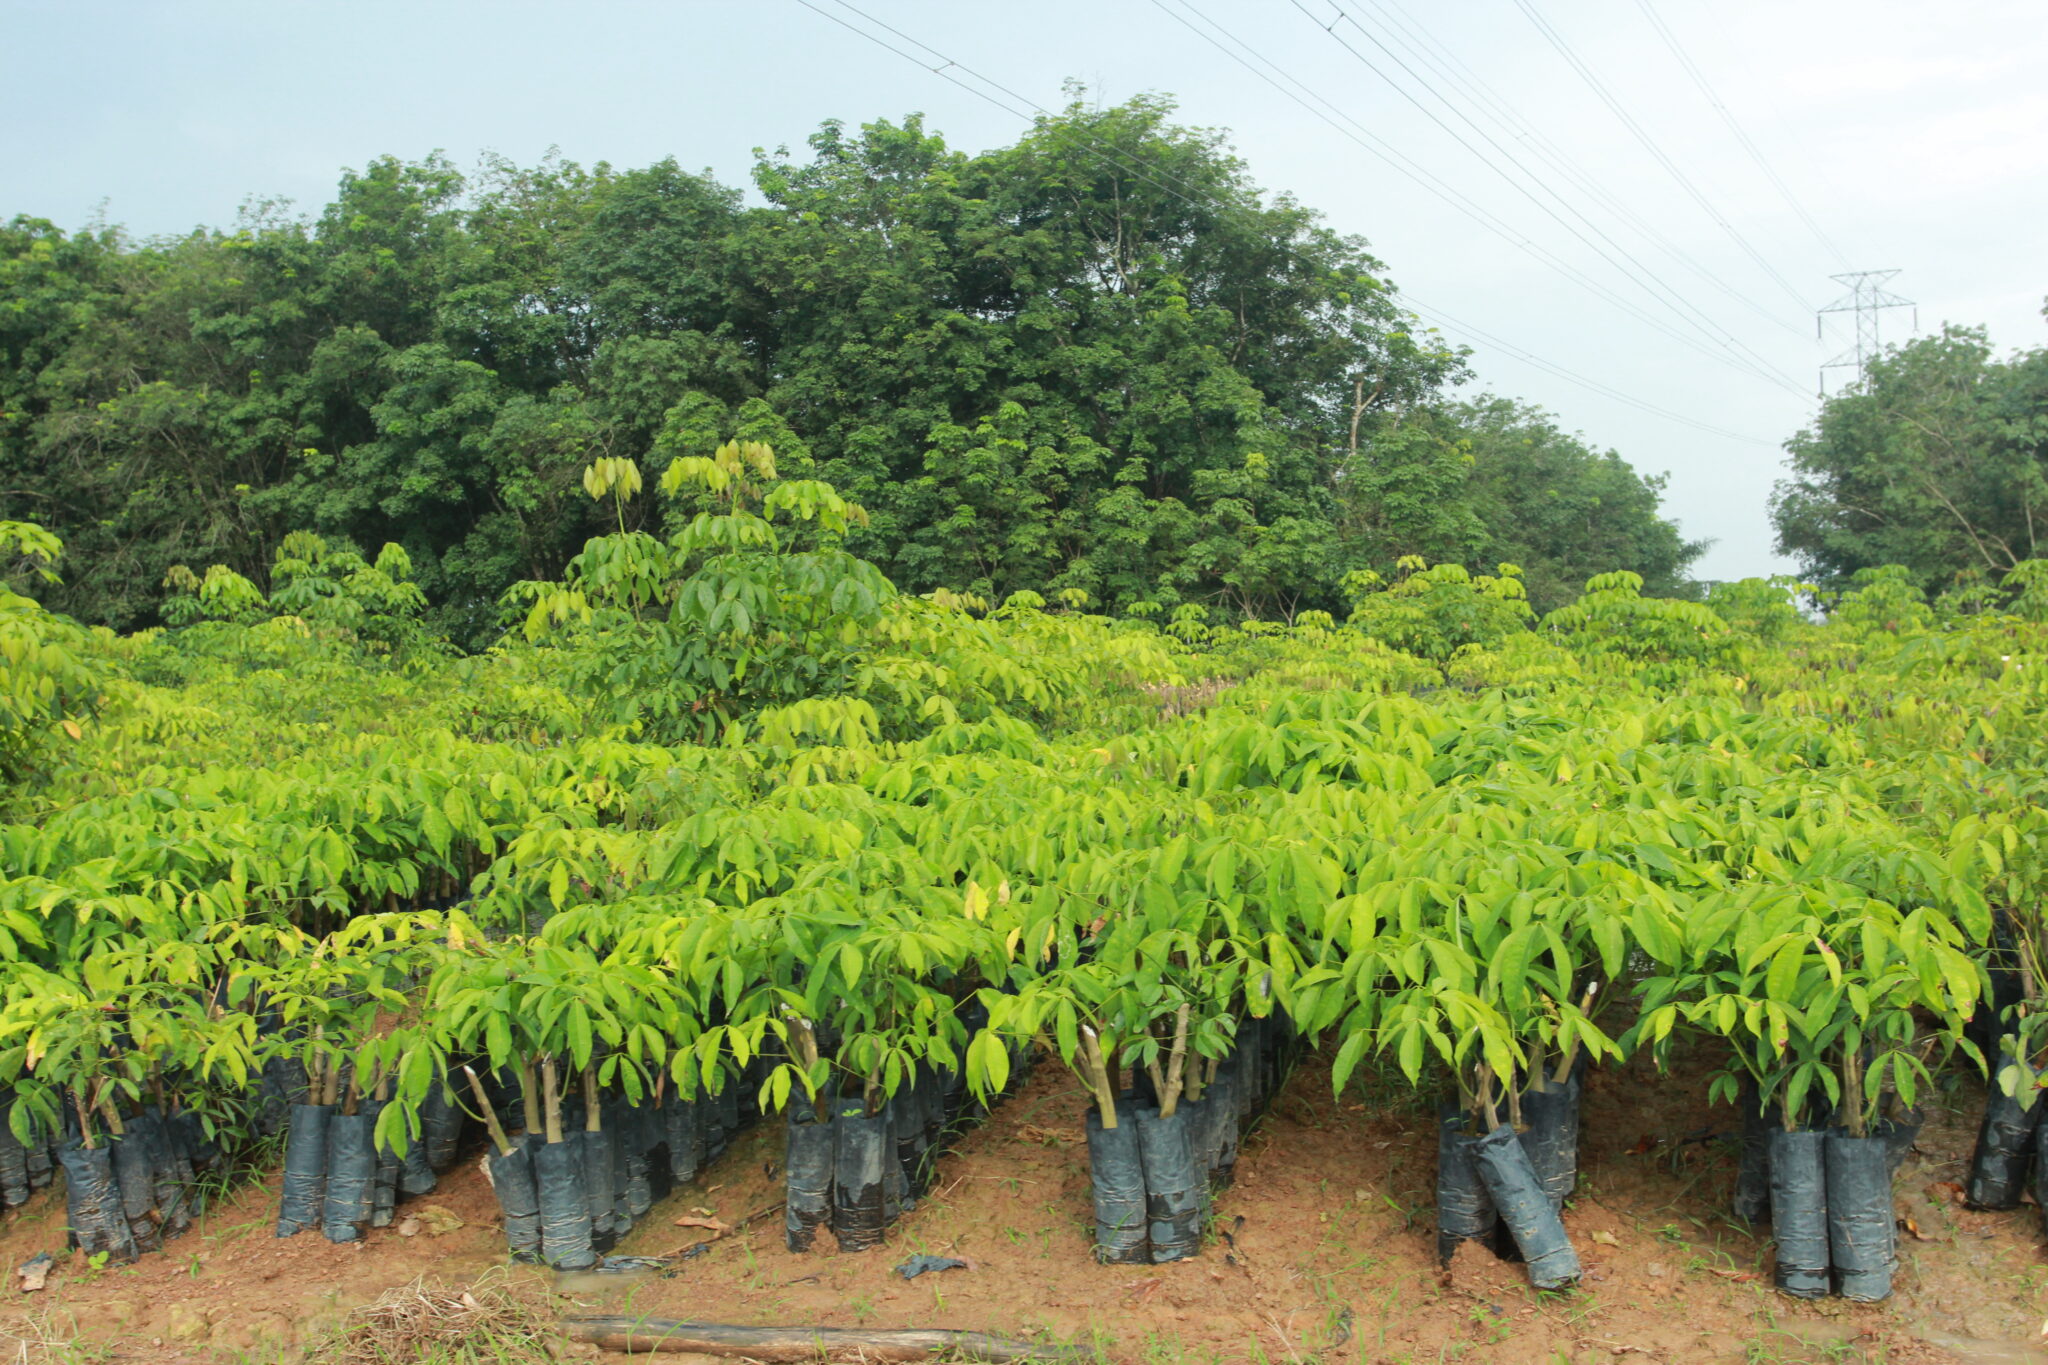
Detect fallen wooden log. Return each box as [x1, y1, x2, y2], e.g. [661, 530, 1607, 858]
[561, 1316, 1094, 1362]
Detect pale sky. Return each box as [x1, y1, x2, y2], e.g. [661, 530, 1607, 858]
[5, 0, 2044, 581]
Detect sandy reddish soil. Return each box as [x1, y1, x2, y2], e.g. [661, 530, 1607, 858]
[3, 1046, 2046, 1364]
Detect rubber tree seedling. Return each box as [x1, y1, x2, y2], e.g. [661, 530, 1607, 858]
[1635, 879, 1981, 1133]
[1947, 805, 2048, 1107]
[1103, 924, 1253, 1119]
[1368, 854, 1617, 1129]
[435, 934, 680, 1140]
[515, 443, 891, 743]
[792, 885, 982, 1113]
[999, 961, 1129, 1127]
[0, 963, 254, 1150]
[0, 522, 98, 788]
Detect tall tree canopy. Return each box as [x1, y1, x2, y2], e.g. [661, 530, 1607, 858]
[1772, 318, 2048, 595]
[1, 97, 1699, 643]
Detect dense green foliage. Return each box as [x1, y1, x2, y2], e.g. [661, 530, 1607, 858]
[1774, 316, 2048, 598]
[2, 474, 2043, 1167]
[2, 100, 1698, 643]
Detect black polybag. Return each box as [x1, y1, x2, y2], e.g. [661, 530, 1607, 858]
[880, 1098, 907, 1224]
[667, 1096, 704, 1186]
[695, 1087, 725, 1164]
[832, 1099, 888, 1252]
[1226, 1044, 1257, 1128]
[605, 1112, 633, 1238]
[1967, 913, 2026, 1060]
[142, 1106, 195, 1237]
[1261, 1014, 1288, 1104]
[578, 1125, 619, 1246]
[534, 1136, 597, 1270]
[1434, 1105, 1496, 1266]
[1879, 1108, 1922, 1177]
[59, 1139, 137, 1262]
[364, 1100, 399, 1229]
[255, 1054, 307, 1137]
[1201, 1068, 1241, 1188]
[169, 1109, 218, 1170]
[1732, 1084, 1776, 1223]
[1085, 1099, 1149, 1265]
[1964, 1059, 2036, 1210]
[892, 1090, 925, 1207]
[1237, 1019, 1268, 1117]
[108, 1127, 161, 1253]
[0, 1114, 29, 1209]
[622, 1101, 654, 1220]
[1135, 1105, 1204, 1264]
[917, 1067, 947, 1177]
[486, 1135, 543, 1263]
[940, 1053, 969, 1122]
[784, 1089, 834, 1252]
[1466, 1124, 1580, 1289]
[1824, 1131, 1897, 1302]
[420, 1083, 464, 1172]
[398, 1124, 438, 1198]
[710, 1083, 740, 1161]
[2035, 1106, 2048, 1240]
[1767, 1127, 1829, 1298]
[1517, 1063, 1583, 1210]
[906, 1070, 939, 1195]
[275, 1102, 331, 1237]
[1178, 1094, 1217, 1190]
[320, 1111, 378, 1243]
[642, 1097, 674, 1203]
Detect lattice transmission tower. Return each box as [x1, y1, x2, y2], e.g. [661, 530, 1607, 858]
[1817, 270, 1916, 394]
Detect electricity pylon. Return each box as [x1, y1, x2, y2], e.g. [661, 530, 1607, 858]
[1817, 270, 1915, 394]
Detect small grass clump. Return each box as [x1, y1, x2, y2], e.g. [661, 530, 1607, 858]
[305, 1275, 557, 1365]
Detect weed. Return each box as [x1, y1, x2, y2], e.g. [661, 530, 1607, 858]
[0, 1308, 120, 1365]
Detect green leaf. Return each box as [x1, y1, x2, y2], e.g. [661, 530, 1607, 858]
[1331, 1030, 1369, 1096]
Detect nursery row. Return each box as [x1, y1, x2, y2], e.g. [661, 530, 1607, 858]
[3, 500, 2048, 1297]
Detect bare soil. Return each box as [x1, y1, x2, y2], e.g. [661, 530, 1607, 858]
[4, 1047, 2045, 1365]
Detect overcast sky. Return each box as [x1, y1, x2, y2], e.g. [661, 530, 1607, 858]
[5, 0, 2044, 581]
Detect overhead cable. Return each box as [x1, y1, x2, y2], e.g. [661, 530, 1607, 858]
[1632, 0, 1853, 269]
[1511, 0, 1819, 311]
[1295, 0, 1812, 396]
[793, 0, 1781, 447]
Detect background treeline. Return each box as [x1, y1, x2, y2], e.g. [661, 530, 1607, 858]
[1773, 318, 2048, 600]
[0, 97, 1700, 645]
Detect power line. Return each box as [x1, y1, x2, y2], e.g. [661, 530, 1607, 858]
[1397, 293, 1775, 445]
[1154, 0, 1807, 390]
[1341, 0, 1812, 341]
[1292, 0, 1812, 398]
[793, 0, 1256, 235]
[1632, 0, 1852, 270]
[1511, 0, 1817, 312]
[792, 0, 1781, 448]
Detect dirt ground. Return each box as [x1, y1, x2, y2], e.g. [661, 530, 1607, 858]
[3, 1045, 2046, 1365]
